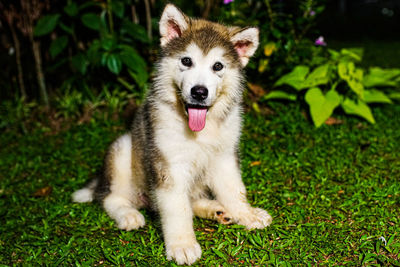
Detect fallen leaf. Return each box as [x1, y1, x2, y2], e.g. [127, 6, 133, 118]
[247, 83, 266, 97]
[33, 186, 52, 197]
[250, 161, 261, 167]
[325, 117, 343, 125]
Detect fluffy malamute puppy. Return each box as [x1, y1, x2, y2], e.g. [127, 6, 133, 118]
[73, 4, 272, 265]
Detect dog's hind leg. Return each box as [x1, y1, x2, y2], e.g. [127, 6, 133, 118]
[102, 134, 145, 231]
[192, 199, 233, 225]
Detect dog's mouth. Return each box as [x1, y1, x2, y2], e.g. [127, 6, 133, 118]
[185, 104, 209, 132]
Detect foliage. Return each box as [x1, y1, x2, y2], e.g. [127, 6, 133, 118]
[1, 102, 399, 265]
[216, 0, 326, 82]
[267, 47, 400, 127]
[32, 0, 150, 100]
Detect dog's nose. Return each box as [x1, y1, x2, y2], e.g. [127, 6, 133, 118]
[191, 86, 208, 101]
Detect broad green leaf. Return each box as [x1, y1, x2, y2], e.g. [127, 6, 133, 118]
[340, 48, 363, 62]
[305, 87, 340, 127]
[363, 67, 400, 87]
[81, 13, 101, 30]
[111, 1, 124, 18]
[100, 37, 116, 51]
[59, 22, 73, 34]
[341, 98, 375, 124]
[64, 2, 78, 17]
[34, 14, 60, 36]
[328, 49, 340, 61]
[121, 20, 149, 43]
[120, 46, 147, 71]
[128, 69, 148, 89]
[274, 66, 309, 90]
[50, 36, 68, 58]
[389, 92, 400, 100]
[364, 90, 392, 104]
[263, 91, 297, 101]
[338, 61, 364, 98]
[71, 53, 87, 74]
[303, 64, 330, 88]
[106, 54, 122, 74]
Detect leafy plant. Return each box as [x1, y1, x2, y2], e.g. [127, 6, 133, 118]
[33, 0, 150, 97]
[266, 48, 399, 127]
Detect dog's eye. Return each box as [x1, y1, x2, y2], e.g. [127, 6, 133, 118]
[181, 57, 192, 67]
[213, 62, 223, 71]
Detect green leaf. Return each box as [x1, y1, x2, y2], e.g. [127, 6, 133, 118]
[106, 54, 122, 74]
[274, 66, 310, 90]
[120, 46, 147, 72]
[340, 48, 363, 62]
[64, 2, 78, 17]
[303, 64, 330, 88]
[121, 20, 149, 43]
[389, 92, 400, 100]
[338, 61, 364, 99]
[363, 67, 400, 88]
[111, 1, 124, 18]
[34, 14, 60, 36]
[50, 36, 68, 58]
[71, 53, 88, 74]
[364, 90, 392, 104]
[100, 37, 116, 51]
[81, 13, 101, 30]
[59, 22, 73, 34]
[305, 87, 341, 127]
[263, 91, 297, 101]
[130, 70, 148, 89]
[341, 98, 375, 124]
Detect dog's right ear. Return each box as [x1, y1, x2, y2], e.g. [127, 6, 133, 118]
[159, 4, 189, 47]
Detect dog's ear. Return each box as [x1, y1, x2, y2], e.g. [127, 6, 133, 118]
[230, 27, 259, 67]
[159, 4, 189, 47]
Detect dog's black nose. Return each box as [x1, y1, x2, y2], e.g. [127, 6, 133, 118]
[191, 86, 208, 101]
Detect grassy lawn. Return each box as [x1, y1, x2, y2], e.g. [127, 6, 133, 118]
[0, 101, 399, 265]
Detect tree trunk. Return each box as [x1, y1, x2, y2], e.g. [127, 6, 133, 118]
[10, 25, 27, 99]
[30, 36, 49, 108]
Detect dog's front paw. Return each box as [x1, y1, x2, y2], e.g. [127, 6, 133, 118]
[115, 208, 145, 231]
[166, 239, 202, 265]
[237, 207, 272, 229]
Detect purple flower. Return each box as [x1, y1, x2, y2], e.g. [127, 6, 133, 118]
[309, 10, 316, 16]
[223, 0, 234, 4]
[315, 36, 327, 46]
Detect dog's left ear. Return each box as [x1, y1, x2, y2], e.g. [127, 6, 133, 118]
[230, 27, 259, 67]
[159, 4, 189, 47]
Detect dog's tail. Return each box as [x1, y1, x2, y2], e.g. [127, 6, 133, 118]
[72, 178, 98, 203]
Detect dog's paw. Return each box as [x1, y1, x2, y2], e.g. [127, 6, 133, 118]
[115, 208, 145, 231]
[166, 239, 202, 265]
[215, 210, 233, 225]
[237, 207, 272, 229]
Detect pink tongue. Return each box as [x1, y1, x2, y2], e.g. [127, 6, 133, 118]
[188, 108, 207, 132]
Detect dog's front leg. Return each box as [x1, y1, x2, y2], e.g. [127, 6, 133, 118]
[155, 167, 201, 265]
[209, 152, 273, 229]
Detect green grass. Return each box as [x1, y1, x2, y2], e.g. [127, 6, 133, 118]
[1, 101, 399, 266]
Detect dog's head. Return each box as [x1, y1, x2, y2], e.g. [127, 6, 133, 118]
[157, 4, 259, 131]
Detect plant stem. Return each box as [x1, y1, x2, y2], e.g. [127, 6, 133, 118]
[265, 0, 274, 30]
[144, 0, 152, 40]
[107, 0, 114, 34]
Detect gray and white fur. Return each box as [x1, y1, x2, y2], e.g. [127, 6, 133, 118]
[72, 4, 272, 265]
